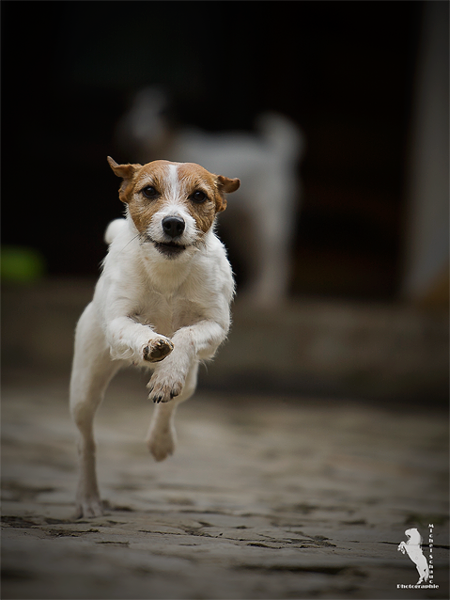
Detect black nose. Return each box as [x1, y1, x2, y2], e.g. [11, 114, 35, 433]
[162, 216, 185, 238]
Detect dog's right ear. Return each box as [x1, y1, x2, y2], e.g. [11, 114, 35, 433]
[107, 156, 141, 203]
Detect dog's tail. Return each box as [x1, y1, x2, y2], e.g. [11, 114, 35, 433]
[256, 112, 305, 162]
[104, 218, 126, 245]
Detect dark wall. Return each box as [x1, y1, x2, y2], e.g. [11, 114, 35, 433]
[1, 1, 424, 299]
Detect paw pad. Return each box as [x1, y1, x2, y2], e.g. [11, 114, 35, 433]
[143, 338, 174, 362]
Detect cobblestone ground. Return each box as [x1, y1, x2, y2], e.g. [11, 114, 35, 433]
[1, 369, 448, 600]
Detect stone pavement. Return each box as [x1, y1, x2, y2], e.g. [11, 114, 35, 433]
[2, 369, 448, 600]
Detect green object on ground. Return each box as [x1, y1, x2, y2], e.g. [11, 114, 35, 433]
[1, 246, 46, 283]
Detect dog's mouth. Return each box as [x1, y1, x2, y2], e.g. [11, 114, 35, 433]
[141, 234, 189, 258]
[153, 240, 187, 257]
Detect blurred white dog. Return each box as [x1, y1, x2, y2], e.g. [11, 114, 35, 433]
[116, 87, 305, 306]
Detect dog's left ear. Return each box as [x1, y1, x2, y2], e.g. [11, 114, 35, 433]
[215, 175, 240, 213]
[107, 156, 142, 203]
[218, 175, 240, 194]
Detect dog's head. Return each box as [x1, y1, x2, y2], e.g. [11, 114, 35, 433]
[108, 157, 239, 258]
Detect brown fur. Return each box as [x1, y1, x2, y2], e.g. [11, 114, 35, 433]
[107, 158, 240, 237]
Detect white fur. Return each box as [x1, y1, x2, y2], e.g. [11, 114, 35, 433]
[70, 171, 234, 518]
[146, 200, 198, 249]
[166, 163, 180, 199]
[104, 218, 126, 245]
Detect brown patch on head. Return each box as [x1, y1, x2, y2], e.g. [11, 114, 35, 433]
[177, 163, 240, 232]
[176, 163, 218, 234]
[215, 174, 240, 213]
[108, 157, 240, 238]
[129, 161, 177, 235]
[108, 158, 174, 235]
[189, 199, 216, 234]
[107, 156, 142, 204]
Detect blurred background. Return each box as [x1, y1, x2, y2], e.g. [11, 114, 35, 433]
[1, 1, 448, 403]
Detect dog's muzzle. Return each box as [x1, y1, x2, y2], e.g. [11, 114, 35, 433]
[152, 216, 187, 258]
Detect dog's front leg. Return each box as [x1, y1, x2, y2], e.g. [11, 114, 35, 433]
[146, 322, 226, 461]
[106, 316, 174, 365]
[146, 362, 200, 461]
[147, 320, 227, 404]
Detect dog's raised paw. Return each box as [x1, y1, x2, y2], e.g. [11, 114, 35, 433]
[147, 372, 183, 403]
[143, 338, 174, 363]
[148, 383, 182, 404]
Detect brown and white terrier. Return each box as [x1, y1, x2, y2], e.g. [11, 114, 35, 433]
[70, 157, 239, 518]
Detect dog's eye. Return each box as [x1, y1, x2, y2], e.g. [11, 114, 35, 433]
[141, 186, 159, 199]
[191, 190, 208, 204]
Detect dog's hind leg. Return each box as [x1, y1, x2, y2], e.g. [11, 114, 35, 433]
[70, 303, 122, 518]
[146, 361, 199, 461]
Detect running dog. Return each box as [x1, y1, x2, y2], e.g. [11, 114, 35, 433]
[70, 157, 239, 518]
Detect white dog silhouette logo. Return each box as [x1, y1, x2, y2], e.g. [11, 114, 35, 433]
[398, 528, 430, 584]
